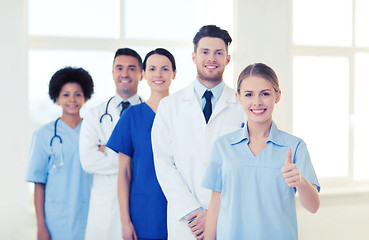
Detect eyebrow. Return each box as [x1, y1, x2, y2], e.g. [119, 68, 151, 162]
[199, 48, 225, 52]
[243, 89, 273, 93]
[148, 64, 170, 68]
[115, 64, 137, 68]
[61, 90, 82, 93]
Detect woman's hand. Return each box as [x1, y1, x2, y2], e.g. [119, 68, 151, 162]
[122, 220, 138, 240]
[282, 149, 302, 188]
[37, 225, 51, 240]
[281, 149, 320, 213]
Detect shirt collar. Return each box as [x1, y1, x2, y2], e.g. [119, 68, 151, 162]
[267, 121, 285, 146]
[193, 78, 225, 102]
[113, 94, 141, 108]
[230, 121, 285, 146]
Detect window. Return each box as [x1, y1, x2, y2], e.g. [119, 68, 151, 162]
[28, 0, 234, 133]
[293, 0, 369, 180]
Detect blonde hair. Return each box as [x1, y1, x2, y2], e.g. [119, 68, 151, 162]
[237, 63, 280, 93]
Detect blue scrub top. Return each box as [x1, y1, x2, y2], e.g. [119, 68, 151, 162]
[107, 103, 167, 239]
[26, 119, 91, 240]
[202, 121, 320, 240]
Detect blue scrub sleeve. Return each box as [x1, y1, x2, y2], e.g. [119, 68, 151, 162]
[26, 129, 49, 183]
[106, 107, 133, 157]
[201, 140, 223, 192]
[294, 140, 320, 192]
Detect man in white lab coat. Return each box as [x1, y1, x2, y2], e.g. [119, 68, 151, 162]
[79, 48, 143, 240]
[152, 25, 246, 240]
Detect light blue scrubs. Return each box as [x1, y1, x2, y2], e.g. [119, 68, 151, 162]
[26, 119, 91, 240]
[202, 121, 320, 240]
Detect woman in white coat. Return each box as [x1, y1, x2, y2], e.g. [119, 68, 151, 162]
[79, 48, 143, 240]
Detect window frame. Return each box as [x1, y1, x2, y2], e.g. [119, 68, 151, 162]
[292, 0, 369, 185]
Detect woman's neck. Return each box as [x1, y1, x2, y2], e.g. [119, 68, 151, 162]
[247, 119, 272, 139]
[247, 119, 272, 156]
[145, 90, 169, 113]
[60, 114, 82, 129]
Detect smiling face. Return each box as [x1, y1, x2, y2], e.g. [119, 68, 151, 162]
[56, 82, 85, 116]
[192, 37, 230, 86]
[143, 54, 176, 93]
[236, 75, 281, 125]
[112, 55, 143, 99]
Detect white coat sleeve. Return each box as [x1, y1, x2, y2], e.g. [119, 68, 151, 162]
[152, 99, 202, 220]
[79, 108, 118, 175]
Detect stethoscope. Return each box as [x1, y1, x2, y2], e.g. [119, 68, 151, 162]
[99, 96, 143, 124]
[50, 117, 64, 168]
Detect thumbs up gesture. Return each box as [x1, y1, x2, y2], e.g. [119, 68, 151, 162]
[281, 149, 302, 188]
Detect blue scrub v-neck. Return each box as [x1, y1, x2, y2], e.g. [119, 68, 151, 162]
[107, 102, 167, 239]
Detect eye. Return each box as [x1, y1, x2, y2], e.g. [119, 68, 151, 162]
[163, 67, 169, 71]
[63, 93, 69, 97]
[76, 93, 82, 97]
[216, 52, 223, 55]
[261, 92, 270, 96]
[117, 67, 122, 71]
[149, 67, 155, 71]
[245, 93, 252, 97]
[202, 51, 208, 55]
[129, 67, 136, 71]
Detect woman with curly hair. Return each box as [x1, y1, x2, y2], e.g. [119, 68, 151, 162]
[26, 66, 94, 240]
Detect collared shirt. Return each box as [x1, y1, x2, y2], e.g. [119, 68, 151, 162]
[193, 79, 225, 111]
[202, 121, 320, 240]
[112, 94, 142, 114]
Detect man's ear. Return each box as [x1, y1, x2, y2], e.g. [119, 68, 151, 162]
[225, 54, 231, 66]
[140, 69, 144, 81]
[192, 52, 197, 64]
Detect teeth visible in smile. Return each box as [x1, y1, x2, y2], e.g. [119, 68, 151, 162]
[252, 109, 265, 114]
[153, 81, 164, 84]
[206, 65, 216, 69]
[120, 80, 130, 83]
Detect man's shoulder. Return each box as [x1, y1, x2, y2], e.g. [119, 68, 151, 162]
[81, 100, 111, 125]
[160, 85, 193, 105]
[87, 100, 109, 114]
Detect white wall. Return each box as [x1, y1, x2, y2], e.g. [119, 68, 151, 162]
[0, 0, 35, 239]
[233, 0, 292, 132]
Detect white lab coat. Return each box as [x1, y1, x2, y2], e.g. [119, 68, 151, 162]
[152, 83, 247, 240]
[80, 95, 141, 240]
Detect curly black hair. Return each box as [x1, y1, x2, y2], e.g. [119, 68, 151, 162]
[48, 66, 94, 103]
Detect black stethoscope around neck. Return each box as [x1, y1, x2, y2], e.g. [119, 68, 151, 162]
[50, 117, 64, 168]
[99, 96, 143, 123]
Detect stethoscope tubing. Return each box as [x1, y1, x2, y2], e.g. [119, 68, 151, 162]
[99, 96, 142, 123]
[50, 117, 64, 168]
[50, 117, 63, 146]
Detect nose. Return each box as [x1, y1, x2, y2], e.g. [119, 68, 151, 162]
[253, 96, 262, 106]
[69, 95, 76, 102]
[156, 69, 162, 77]
[121, 67, 129, 77]
[208, 53, 216, 62]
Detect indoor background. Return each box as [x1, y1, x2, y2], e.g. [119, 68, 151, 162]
[1, 0, 369, 239]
